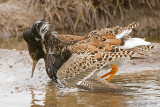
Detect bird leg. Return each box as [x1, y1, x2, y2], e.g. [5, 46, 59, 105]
[100, 64, 118, 82]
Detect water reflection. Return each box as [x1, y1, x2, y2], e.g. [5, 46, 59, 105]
[113, 70, 160, 107]
[44, 82, 130, 107]
[28, 70, 160, 107]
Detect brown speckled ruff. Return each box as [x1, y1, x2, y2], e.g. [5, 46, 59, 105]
[44, 22, 155, 91]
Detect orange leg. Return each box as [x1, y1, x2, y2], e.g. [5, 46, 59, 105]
[100, 64, 118, 82]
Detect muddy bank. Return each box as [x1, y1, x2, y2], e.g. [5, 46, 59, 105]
[0, 49, 49, 106]
[0, 49, 50, 91]
[0, 0, 160, 38]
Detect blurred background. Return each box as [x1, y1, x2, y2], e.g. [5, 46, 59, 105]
[0, 0, 160, 50]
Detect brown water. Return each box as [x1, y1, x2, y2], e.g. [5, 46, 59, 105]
[0, 38, 160, 107]
[1, 70, 159, 107]
[43, 71, 159, 107]
[45, 70, 160, 107]
[0, 38, 28, 50]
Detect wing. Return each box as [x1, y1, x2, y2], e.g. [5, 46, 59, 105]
[57, 44, 134, 91]
[128, 45, 156, 56]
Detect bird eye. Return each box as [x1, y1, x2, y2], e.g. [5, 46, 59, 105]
[32, 53, 34, 56]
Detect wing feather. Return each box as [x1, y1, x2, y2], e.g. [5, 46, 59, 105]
[57, 46, 134, 91]
[76, 76, 131, 92]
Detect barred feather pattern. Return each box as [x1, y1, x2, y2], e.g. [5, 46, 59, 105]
[88, 22, 139, 39]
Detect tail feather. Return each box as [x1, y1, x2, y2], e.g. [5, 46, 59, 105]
[130, 45, 156, 56]
[115, 22, 139, 39]
[117, 38, 151, 49]
[115, 29, 132, 39]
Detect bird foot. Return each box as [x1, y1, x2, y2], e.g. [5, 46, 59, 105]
[100, 64, 118, 82]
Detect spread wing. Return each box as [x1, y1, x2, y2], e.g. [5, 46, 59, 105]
[57, 44, 134, 91]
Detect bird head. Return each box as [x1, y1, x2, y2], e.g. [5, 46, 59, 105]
[23, 20, 51, 78]
[24, 20, 67, 79]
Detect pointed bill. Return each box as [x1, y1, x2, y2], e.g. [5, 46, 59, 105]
[31, 61, 37, 78]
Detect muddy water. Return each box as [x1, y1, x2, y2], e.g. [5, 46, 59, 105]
[0, 39, 160, 107]
[0, 38, 28, 50]
[44, 70, 160, 107]
[1, 70, 160, 107]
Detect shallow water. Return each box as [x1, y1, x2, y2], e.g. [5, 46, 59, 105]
[0, 38, 160, 107]
[1, 70, 160, 107]
[0, 38, 28, 51]
[45, 70, 160, 107]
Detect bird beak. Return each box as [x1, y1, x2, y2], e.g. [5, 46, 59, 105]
[31, 61, 37, 78]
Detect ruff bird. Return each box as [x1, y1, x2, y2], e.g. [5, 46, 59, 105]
[24, 20, 155, 91]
